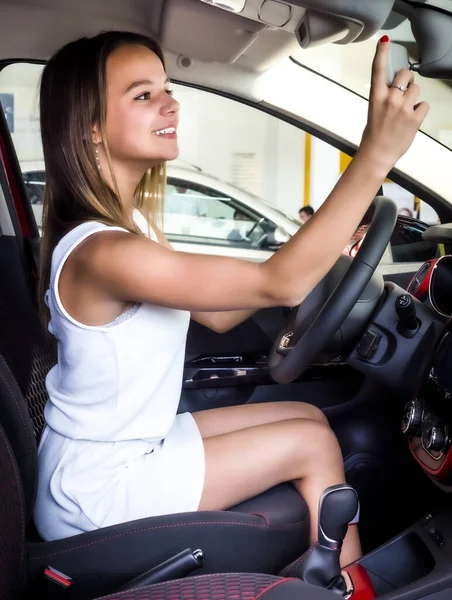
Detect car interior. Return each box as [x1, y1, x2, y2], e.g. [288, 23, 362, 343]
[1, 0, 452, 599]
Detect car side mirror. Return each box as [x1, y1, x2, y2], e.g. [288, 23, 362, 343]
[273, 226, 291, 245]
[264, 225, 291, 248]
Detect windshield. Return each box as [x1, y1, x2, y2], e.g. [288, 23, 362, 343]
[290, 1, 452, 150]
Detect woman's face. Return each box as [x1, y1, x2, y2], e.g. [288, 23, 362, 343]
[102, 44, 180, 168]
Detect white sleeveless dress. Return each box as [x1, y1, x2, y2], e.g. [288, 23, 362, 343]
[34, 211, 205, 541]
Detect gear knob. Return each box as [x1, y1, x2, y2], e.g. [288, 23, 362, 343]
[318, 484, 360, 550]
[284, 483, 359, 595]
[286, 484, 360, 590]
[395, 294, 418, 334]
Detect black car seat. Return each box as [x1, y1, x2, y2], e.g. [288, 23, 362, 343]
[0, 237, 311, 599]
[0, 417, 338, 600]
[0, 350, 310, 596]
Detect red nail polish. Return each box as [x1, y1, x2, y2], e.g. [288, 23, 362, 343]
[380, 35, 390, 43]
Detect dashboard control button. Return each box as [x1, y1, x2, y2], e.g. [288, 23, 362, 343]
[422, 424, 448, 453]
[356, 329, 381, 360]
[428, 528, 445, 548]
[407, 261, 432, 296]
[420, 512, 435, 527]
[401, 400, 423, 436]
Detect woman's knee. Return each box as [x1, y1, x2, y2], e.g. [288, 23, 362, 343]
[292, 418, 341, 461]
[278, 418, 342, 480]
[303, 403, 329, 425]
[281, 401, 329, 425]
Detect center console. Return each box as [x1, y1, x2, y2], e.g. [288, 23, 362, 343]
[346, 320, 452, 599]
[356, 507, 452, 599]
[403, 320, 452, 483]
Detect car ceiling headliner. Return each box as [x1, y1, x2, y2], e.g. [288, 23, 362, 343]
[0, 0, 299, 72]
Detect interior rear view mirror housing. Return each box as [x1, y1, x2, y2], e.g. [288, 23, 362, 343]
[409, 4, 452, 80]
[293, 0, 395, 48]
[386, 42, 411, 87]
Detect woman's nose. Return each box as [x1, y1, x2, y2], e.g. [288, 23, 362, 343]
[161, 93, 180, 116]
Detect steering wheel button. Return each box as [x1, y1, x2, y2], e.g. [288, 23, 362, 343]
[356, 329, 381, 359]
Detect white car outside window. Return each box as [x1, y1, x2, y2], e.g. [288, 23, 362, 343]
[21, 161, 297, 263]
[21, 162, 437, 271]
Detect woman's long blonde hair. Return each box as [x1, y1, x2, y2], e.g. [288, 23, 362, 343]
[38, 31, 167, 324]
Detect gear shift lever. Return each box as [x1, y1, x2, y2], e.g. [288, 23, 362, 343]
[395, 294, 419, 337]
[297, 484, 360, 593]
[319, 485, 360, 550]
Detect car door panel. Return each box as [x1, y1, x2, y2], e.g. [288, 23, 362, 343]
[185, 307, 286, 357]
[182, 303, 365, 417]
[179, 368, 364, 414]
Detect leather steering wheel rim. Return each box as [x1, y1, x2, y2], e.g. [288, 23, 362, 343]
[269, 196, 398, 384]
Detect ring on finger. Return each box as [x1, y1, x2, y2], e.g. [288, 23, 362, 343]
[391, 84, 408, 93]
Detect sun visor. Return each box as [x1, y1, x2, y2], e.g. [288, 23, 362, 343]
[409, 4, 452, 80]
[162, 0, 265, 63]
[290, 0, 396, 48]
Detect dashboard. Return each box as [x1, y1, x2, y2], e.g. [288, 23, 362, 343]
[404, 321, 452, 482]
[403, 225, 452, 482]
[407, 255, 452, 319]
[407, 259, 437, 300]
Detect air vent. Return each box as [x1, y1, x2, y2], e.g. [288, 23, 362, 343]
[407, 261, 431, 295]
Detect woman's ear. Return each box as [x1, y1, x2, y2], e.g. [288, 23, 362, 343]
[91, 124, 102, 145]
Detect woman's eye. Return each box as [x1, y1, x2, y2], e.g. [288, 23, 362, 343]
[166, 89, 174, 97]
[135, 92, 151, 101]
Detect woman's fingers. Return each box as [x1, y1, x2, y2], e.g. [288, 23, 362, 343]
[389, 68, 415, 96]
[388, 66, 429, 127]
[403, 84, 429, 126]
[363, 36, 430, 166]
[370, 36, 391, 98]
[413, 101, 430, 126]
[403, 82, 421, 107]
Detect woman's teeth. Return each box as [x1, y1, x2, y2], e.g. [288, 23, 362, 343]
[153, 127, 176, 136]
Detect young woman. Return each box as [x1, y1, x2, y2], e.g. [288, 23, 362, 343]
[34, 31, 428, 568]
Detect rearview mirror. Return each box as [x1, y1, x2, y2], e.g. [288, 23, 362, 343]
[386, 43, 410, 87]
[294, 0, 395, 47]
[410, 4, 452, 80]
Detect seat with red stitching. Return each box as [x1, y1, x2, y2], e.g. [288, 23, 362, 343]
[0, 418, 335, 600]
[0, 348, 311, 598]
[98, 574, 339, 600]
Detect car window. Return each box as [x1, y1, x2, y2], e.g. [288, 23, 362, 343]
[22, 170, 45, 228]
[1, 63, 302, 257]
[382, 180, 440, 264]
[165, 178, 278, 250]
[344, 185, 440, 265]
[0, 62, 442, 265]
[23, 170, 45, 203]
[388, 216, 439, 264]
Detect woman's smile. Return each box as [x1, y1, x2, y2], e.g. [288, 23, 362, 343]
[152, 126, 177, 139]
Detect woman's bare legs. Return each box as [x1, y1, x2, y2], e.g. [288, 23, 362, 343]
[193, 402, 361, 567]
[193, 401, 330, 437]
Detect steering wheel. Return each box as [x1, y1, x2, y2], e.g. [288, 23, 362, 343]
[269, 197, 398, 384]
